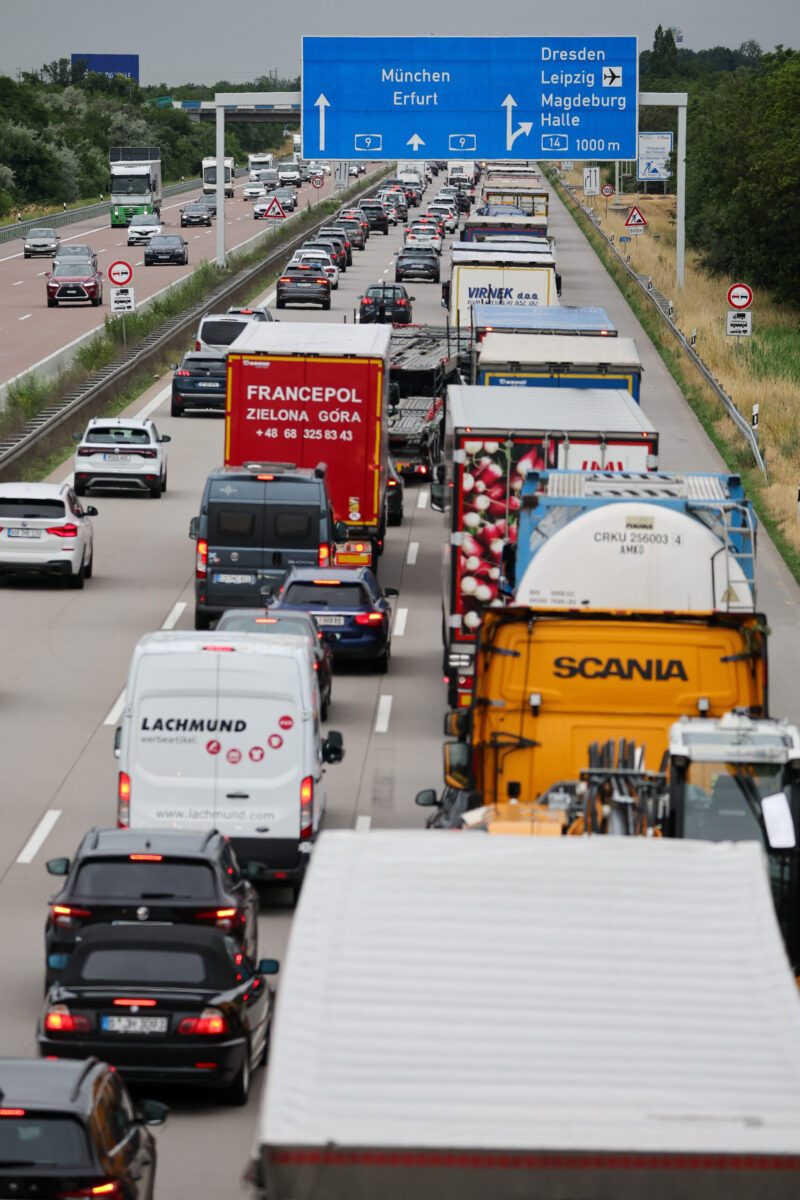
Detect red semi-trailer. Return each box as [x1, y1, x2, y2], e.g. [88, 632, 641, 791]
[226, 325, 391, 568]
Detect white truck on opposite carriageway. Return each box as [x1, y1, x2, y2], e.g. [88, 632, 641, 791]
[249, 830, 800, 1200]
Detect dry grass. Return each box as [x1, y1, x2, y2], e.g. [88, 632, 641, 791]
[564, 169, 800, 551]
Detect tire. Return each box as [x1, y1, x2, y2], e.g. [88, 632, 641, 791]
[388, 508, 402, 527]
[170, 402, 183, 418]
[223, 1046, 251, 1107]
[276, 299, 285, 310]
[194, 609, 212, 630]
[149, 482, 162, 499]
[161, 470, 168, 494]
[376, 645, 390, 674]
[91, 297, 101, 307]
[383, 228, 389, 235]
[24, 252, 30, 259]
[183, 254, 188, 265]
[322, 300, 331, 311]
[74, 481, 86, 496]
[321, 690, 330, 722]
[67, 555, 86, 590]
[84, 551, 93, 580]
[47, 300, 57, 308]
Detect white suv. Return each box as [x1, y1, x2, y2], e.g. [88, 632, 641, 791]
[0, 482, 96, 588]
[73, 418, 170, 499]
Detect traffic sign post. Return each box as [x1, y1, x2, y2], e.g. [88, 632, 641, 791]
[109, 284, 135, 351]
[108, 259, 133, 287]
[302, 36, 638, 160]
[727, 282, 753, 310]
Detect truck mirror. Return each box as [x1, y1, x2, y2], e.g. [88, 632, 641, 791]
[189, 516, 199, 540]
[761, 792, 797, 850]
[443, 742, 470, 790]
[430, 482, 449, 512]
[415, 789, 439, 808]
[443, 711, 468, 739]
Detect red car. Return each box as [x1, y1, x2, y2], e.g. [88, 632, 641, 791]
[47, 261, 103, 307]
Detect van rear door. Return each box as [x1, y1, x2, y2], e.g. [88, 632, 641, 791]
[205, 476, 268, 609]
[261, 482, 321, 592]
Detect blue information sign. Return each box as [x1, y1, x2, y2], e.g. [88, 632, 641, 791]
[71, 54, 140, 82]
[302, 37, 637, 161]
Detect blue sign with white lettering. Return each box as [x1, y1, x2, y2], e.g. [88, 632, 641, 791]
[71, 54, 140, 82]
[302, 37, 637, 160]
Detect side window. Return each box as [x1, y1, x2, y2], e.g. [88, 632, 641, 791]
[105, 1076, 134, 1149]
[91, 1077, 130, 1156]
[220, 843, 243, 886]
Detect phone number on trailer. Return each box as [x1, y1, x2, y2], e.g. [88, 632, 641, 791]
[256, 428, 354, 441]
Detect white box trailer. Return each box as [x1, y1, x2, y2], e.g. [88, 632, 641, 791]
[252, 831, 800, 1199]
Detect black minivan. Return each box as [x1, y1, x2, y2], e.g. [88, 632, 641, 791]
[190, 463, 335, 629]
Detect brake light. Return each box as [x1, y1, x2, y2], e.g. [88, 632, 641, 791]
[113, 998, 157, 1007]
[361, 297, 374, 305]
[0, 1109, 25, 1117]
[47, 523, 79, 538]
[129, 853, 162, 861]
[396, 299, 408, 306]
[59, 1182, 122, 1197]
[117, 772, 131, 827]
[278, 276, 291, 284]
[177, 1008, 229, 1036]
[300, 776, 314, 841]
[202, 645, 235, 652]
[315, 278, 328, 285]
[317, 544, 330, 567]
[139, 449, 158, 459]
[196, 538, 208, 579]
[195, 340, 201, 350]
[255, 617, 279, 624]
[354, 612, 384, 626]
[51, 904, 92, 925]
[45, 1005, 90, 1034]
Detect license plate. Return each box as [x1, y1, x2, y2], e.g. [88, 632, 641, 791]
[197, 381, 220, 389]
[8, 528, 41, 538]
[104, 453, 131, 462]
[213, 572, 255, 585]
[316, 615, 345, 627]
[101, 1015, 168, 1034]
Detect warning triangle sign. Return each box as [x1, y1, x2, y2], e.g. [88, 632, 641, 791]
[263, 197, 286, 219]
[625, 205, 648, 228]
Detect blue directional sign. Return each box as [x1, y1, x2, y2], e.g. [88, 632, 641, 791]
[302, 37, 637, 161]
[71, 53, 140, 82]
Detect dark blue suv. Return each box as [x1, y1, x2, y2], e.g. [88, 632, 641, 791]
[276, 567, 398, 672]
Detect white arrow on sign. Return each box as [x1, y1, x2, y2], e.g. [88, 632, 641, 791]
[314, 94, 330, 152]
[502, 95, 533, 152]
[407, 133, 425, 152]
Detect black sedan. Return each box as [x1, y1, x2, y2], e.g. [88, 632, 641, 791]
[145, 234, 188, 266]
[38, 924, 278, 1105]
[276, 265, 331, 310]
[171, 351, 227, 416]
[396, 246, 440, 283]
[44, 827, 260, 985]
[359, 283, 414, 325]
[181, 201, 213, 227]
[216, 608, 334, 719]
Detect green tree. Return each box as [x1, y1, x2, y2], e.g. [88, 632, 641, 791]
[649, 25, 678, 78]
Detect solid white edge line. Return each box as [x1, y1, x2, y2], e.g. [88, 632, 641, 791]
[406, 542, 419, 566]
[374, 694, 393, 734]
[162, 601, 187, 630]
[103, 690, 126, 727]
[138, 382, 173, 421]
[417, 489, 430, 509]
[393, 607, 408, 637]
[17, 810, 62, 864]
[355, 815, 372, 832]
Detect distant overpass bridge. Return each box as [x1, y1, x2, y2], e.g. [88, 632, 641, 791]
[173, 93, 301, 123]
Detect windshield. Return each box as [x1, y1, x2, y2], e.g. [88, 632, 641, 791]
[53, 262, 92, 277]
[28, 228, 55, 239]
[113, 174, 150, 195]
[682, 761, 786, 845]
[58, 246, 92, 257]
[130, 214, 156, 225]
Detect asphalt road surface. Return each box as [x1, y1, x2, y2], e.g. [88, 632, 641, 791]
[0, 169, 797, 1198]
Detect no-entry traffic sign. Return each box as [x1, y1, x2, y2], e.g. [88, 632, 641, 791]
[727, 282, 753, 310]
[311, 175, 324, 190]
[108, 259, 133, 287]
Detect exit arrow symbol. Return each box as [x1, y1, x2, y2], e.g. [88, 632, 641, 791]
[407, 133, 425, 152]
[502, 94, 533, 152]
[314, 93, 330, 152]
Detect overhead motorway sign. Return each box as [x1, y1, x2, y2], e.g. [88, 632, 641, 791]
[302, 36, 638, 161]
[71, 53, 139, 82]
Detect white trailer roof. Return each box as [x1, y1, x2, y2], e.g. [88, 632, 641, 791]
[229, 322, 391, 360]
[479, 332, 642, 369]
[447, 385, 656, 435]
[260, 831, 800, 1157]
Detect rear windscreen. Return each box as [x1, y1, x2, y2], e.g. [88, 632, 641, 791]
[285, 583, 367, 607]
[0, 1116, 91, 1167]
[69, 947, 227, 987]
[201, 320, 247, 346]
[0, 498, 65, 519]
[73, 860, 216, 900]
[218, 614, 313, 640]
[185, 358, 226, 375]
[86, 428, 150, 445]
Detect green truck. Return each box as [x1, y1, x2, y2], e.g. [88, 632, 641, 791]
[109, 146, 162, 227]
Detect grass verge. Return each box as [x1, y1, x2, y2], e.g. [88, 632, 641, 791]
[544, 165, 800, 589]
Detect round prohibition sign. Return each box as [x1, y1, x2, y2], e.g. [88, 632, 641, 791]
[311, 175, 325, 190]
[108, 259, 134, 287]
[601, 183, 615, 197]
[727, 282, 753, 310]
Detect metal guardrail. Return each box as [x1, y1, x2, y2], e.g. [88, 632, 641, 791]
[556, 173, 768, 482]
[0, 170, 391, 481]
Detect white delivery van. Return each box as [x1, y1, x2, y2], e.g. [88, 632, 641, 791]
[115, 632, 344, 896]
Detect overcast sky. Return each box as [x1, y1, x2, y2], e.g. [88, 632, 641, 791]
[3, 0, 798, 84]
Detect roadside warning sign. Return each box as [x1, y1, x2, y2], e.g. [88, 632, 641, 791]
[249, 746, 265, 763]
[262, 196, 286, 219]
[624, 205, 648, 228]
[206, 740, 221, 756]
